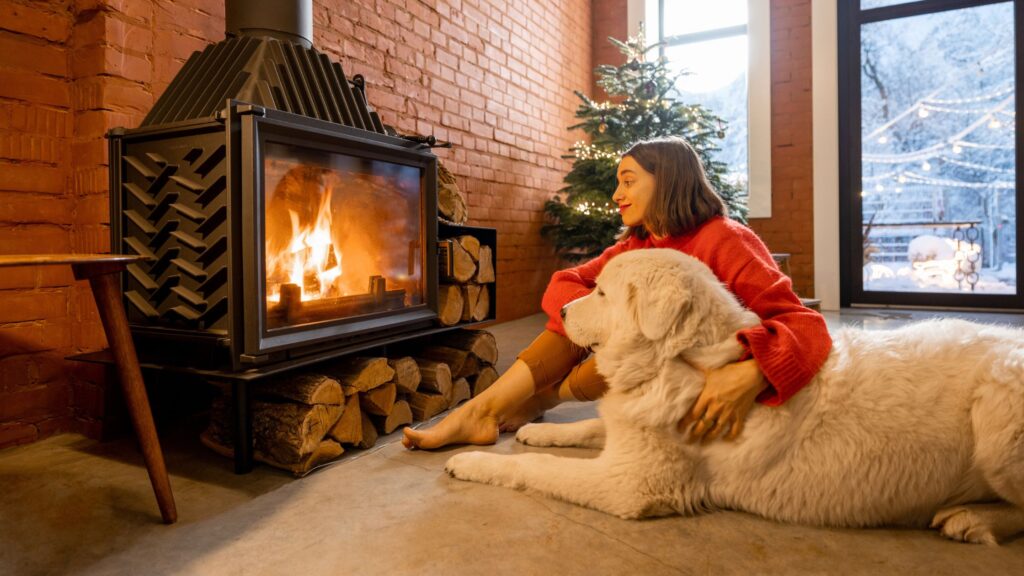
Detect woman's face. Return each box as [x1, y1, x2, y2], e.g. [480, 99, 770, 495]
[612, 155, 656, 229]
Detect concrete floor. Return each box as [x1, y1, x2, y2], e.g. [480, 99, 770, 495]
[2, 310, 1024, 575]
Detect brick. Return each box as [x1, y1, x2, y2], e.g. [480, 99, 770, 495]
[0, 226, 71, 254]
[0, 290, 68, 323]
[0, 422, 37, 449]
[0, 193, 73, 225]
[0, 70, 71, 108]
[0, 3, 71, 42]
[0, 320, 73, 356]
[0, 383, 72, 421]
[0, 34, 67, 76]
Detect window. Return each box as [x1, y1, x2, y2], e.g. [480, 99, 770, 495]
[637, 0, 772, 217]
[839, 0, 1022, 308]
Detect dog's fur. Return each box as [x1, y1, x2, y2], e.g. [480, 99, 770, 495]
[445, 249, 1024, 544]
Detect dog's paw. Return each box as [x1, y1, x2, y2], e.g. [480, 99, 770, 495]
[931, 505, 1001, 545]
[444, 451, 515, 486]
[515, 423, 563, 447]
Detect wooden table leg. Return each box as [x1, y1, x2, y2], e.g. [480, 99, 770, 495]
[76, 265, 178, 524]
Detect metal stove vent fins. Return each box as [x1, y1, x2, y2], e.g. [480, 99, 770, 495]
[120, 137, 231, 330]
[141, 36, 386, 133]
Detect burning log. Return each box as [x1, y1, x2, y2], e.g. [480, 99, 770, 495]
[413, 358, 453, 398]
[439, 329, 498, 365]
[328, 357, 395, 395]
[360, 382, 397, 416]
[437, 284, 464, 326]
[252, 401, 343, 464]
[409, 391, 448, 420]
[328, 394, 362, 444]
[373, 399, 413, 434]
[471, 365, 499, 397]
[258, 372, 343, 405]
[387, 356, 421, 394]
[474, 245, 494, 283]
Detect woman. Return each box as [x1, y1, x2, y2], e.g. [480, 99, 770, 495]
[403, 136, 831, 450]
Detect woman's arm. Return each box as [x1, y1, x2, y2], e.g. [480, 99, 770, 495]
[541, 240, 633, 335]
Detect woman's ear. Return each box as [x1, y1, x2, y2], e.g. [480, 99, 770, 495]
[628, 273, 690, 341]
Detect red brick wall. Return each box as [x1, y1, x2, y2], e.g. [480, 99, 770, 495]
[747, 0, 815, 298]
[0, 0, 592, 447]
[0, 1, 77, 447]
[592, 0, 627, 98]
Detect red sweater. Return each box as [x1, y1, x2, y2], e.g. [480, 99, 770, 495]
[541, 216, 832, 406]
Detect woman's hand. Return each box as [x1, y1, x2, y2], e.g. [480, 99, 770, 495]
[678, 358, 767, 442]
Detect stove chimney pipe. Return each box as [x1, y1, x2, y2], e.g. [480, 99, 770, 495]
[226, 0, 313, 48]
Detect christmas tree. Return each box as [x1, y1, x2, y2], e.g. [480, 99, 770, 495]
[544, 30, 748, 262]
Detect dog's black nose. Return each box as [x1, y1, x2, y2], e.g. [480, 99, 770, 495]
[560, 305, 567, 320]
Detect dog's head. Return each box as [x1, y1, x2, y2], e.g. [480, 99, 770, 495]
[563, 249, 755, 388]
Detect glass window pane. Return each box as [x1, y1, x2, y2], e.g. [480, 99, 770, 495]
[665, 36, 749, 195]
[662, 0, 747, 38]
[861, 0, 919, 9]
[860, 2, 1015, 295]
[263, 142, 424, 330]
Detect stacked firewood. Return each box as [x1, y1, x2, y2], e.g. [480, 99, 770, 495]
[437, 234, 495, 326]
[201, 329, 500, 476]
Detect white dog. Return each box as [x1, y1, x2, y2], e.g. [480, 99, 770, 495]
[445, 249, 1024, 545]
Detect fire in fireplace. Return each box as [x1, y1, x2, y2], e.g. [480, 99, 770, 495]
[105, 0, 474, 372]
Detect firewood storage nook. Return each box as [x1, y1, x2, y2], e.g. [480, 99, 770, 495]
[94, 0, 497, 473]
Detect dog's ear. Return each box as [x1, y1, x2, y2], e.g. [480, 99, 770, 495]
[628, 275, 689, 341]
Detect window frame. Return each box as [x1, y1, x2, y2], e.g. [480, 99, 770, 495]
[837, 0, 1024, 309]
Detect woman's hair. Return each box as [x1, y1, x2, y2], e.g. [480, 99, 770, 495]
[618, 136, 727, 241]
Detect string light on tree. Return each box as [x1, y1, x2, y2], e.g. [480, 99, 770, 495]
[543, 26, 747, 261]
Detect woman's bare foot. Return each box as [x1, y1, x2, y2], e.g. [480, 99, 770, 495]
[498, 389, 560, 432]
[402, 404, 499, 450]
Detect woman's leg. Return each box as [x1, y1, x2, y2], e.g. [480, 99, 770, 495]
[498, 356, 606, 432]
[402, 330, 588, 450]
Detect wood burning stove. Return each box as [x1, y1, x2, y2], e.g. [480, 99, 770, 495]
[107, 0, 472, 373]
[111, 106, 439, 371]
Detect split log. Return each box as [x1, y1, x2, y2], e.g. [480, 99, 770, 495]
[447, 377, 471, 407]
[260, 439, 343, 477]
[472, 285, 490, 321]
[328, 357, 395, 395]
[455, 354, 480, 379]
[417, 346, 468, 377]
[437, 162, 468, 224]
[360, 382, 397, 416]
[252, 401, 343, 464]
[413, 358, 452, 398]
[357, 412, 379, 449]
[474, 245, 494, 283]
[258, 373, 343, 405]
[373, 399, 413, 434]
[388, 357, 421, 394]
[438, 284, 464, 326]
[457, 235, 481, 261]
[328, 394, 362, 445]
[450, 239, 477, 283]
[439, 330, 498, 365]
[460, 284, 482, 322]
[409, 391, 449, 421]
[200, 431, 344, 477]
[471, 365, 499, 397]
